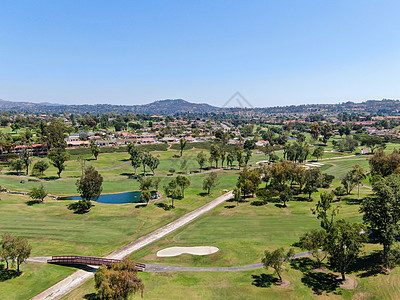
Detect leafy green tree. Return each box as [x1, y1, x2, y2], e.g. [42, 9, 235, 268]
[69, 166, 103, 213]
[0, 232, 15, 269]
[369, 149, 400, 177]
[233, 187, 241, 206]
[29, 184, 47, 203]
[76, 166, 103, 201]
[312, 191, 338, 232]
[127, 143, 142, 176]
[163, 179, 182, 208]
[244, 148, 252, 166]
[312, 146, 324, 161]
[14, 236, 32, 273]
[19, 148, 32, 175]
[146, 154, 160, 175]
[48, 148, 69, 178]
[152, 177, 161, 192]
[332, 186, 346, 202]
[0, 233, 31, 274]
[303, 167, 322, 199]
[90, 140, 100, 160]
[226, 151, 235, 168]
[320, 123, 333, 144]
[262, 248, 295, 282]
[44, 120, 68, 148]
[361, 174, 400, 269]
[279, 186, 293, 207]
[138, 177, 152, 191]
[179, 138, 187, 157]
[298, 229, 327, 267]
[95, 257, 144, 299]
[209, 144, 221, 168]
[351, 164, 366, 199]
[202, 172, 219, 195]
[176, 175, 190, 197]
[325, 220, 366, 281]
[32, 160, 49, 177]
[140, 189, 152, 206]
[9, 159, 24, 175]
[196, 151, 207, 171]
[309, 123, 320, 141]
[360, 135, 384, 154]
[341, 171, 357, 195]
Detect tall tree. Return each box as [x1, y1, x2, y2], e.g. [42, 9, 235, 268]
[312, 191, 338, 232]
[262, 248, 295, 283]
[325, 220, 365, 281]
[48, 148, 69, 178]
[76, 166, 103, 201]
[29, 184, 47, 203]
[163, 179, 182, 208]
[19, 148, 32, 175]
[176, 175, 190, 197]
[196, 151, 207, 171]
[14, 236, 32, 273]
[32, 160, 49, 177]
[140, 189, 152, 206]
[44, 120, 68, 148]
[351, 164, 366, 199]
[202, 172, 219, 195]
[179, 138, 187, 157]
[94, 257, 144, 299]
[90, 140, 100, 160]
[127, 143, 142, 176]
[361, 174, 400, 268]
[298, 229, 327, 267]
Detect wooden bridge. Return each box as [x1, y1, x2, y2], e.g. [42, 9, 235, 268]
[47, 256, 145, 271]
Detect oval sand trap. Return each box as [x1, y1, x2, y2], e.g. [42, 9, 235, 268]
[157, 246, 219, 257]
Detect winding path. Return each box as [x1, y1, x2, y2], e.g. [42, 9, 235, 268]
[33, 190, 233, 300]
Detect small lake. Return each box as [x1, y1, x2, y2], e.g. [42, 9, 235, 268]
[60, 191, 152, 204]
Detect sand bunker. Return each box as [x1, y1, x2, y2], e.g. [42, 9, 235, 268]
[157, 246, 219, 257]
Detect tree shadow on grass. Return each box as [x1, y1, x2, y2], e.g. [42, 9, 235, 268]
[342, 196, 362, 205]
[26, 200, 42, 206]
[251, 273, 276, 288]
[291, 258, 339, 295]
[293, 195, 312, 202]
[250, 200, 267, 206]
[224, 205, 236, 209]
[301, 271, 339, 295]
[198, 192, 208, 197]
[347, 251, 383, 278]
[290, 257, 316, 273]
[84, 293, 99, 300]
[154, 203, 172, 211]
[0, 265, 20, 282]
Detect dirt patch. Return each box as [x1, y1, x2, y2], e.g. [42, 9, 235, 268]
[338, 276, 358, 290]
[274, 279, 290, 288]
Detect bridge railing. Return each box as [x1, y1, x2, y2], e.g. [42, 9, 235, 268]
[47, 256, 145, 271]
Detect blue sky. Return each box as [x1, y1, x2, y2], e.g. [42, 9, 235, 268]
[1, 0, 400, 107]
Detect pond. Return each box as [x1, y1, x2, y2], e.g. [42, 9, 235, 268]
[60, 191, 156, 204]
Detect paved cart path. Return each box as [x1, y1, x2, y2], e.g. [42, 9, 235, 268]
[33, 190, 233, 300]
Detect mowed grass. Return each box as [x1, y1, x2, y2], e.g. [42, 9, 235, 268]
[0, 171, 238, 257]
[66, 179, 400, 300]
[0, 262, 75, 300]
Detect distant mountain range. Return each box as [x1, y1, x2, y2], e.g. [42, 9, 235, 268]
[1, 98, 400, 115]
[0, 99, 218, 114]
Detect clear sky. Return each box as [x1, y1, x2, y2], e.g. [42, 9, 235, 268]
[1, 0, 400, 107]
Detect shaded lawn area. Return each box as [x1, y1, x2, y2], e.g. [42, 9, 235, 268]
[0, 262, 75, 300]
